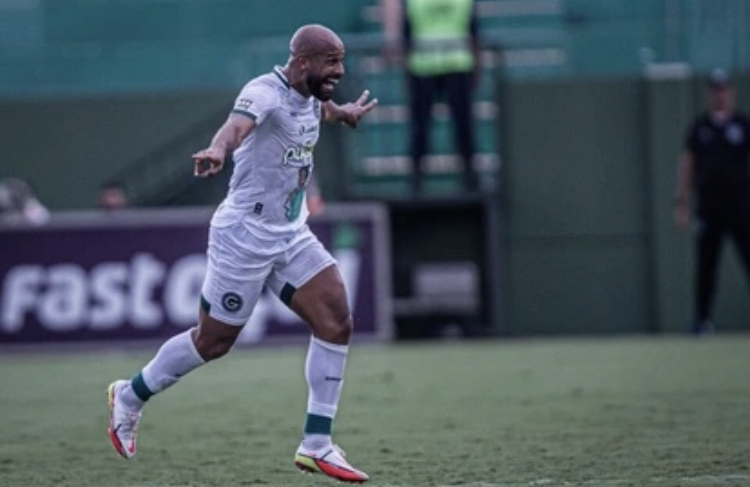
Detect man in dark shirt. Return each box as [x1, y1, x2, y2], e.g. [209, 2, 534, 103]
[674, 69, 750, 334]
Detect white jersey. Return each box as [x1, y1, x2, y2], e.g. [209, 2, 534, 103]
[211, 66, 322, 240]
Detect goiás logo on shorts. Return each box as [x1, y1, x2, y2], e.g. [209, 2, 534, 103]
[221, 292, 243, 312]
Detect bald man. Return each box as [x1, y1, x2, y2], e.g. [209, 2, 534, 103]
[106, 24, 376, 483]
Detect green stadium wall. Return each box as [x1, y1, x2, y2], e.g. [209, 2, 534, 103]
[497, 74, 750, 335]
[2, 74, 749, 335]
[0, 91, 233, 209]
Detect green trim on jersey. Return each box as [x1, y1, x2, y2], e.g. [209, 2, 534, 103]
[231, 109, 258, 119]
[273, 67, 291, 89]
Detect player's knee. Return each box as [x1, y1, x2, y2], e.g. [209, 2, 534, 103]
[192, 328, 235, 362]
[320, 315, 352, 345]
[195, 336, 234, 361]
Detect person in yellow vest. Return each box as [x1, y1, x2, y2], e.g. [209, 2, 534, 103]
[387, 0, 481, 195]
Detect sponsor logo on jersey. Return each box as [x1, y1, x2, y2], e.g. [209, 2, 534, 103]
[283, 145, 314, 167]
[236, 98, 253, 111]
[299, 123, 319, 135]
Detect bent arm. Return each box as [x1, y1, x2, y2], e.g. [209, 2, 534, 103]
[193, 113, 257, 177]
[209, 113, 257, 154]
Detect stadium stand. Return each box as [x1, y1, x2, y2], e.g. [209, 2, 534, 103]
[2, 0, 750, 204]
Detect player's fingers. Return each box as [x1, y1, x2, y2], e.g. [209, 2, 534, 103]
[194, 159, 211, 177]
[361, 98, 378, 112]
[355, 90, 370, 106]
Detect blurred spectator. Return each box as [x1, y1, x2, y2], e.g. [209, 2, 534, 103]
[0, 177, 50, 226]
[380, 0, 404, 64]
[97, 180, 129, 211]
[381, 0, 481, 196]
[674, 69, 750, 335]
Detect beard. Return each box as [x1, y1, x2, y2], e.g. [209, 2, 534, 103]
[306, 72, 335, 101]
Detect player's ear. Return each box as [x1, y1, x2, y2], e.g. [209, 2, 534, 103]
[297, 55, 309, 72]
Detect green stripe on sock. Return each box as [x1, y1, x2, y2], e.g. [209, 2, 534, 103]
[280, 283, 296, 307]
[131, 372, 153, 402]
[304, 414, 332, 435]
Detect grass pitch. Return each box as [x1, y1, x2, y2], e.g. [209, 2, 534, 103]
[1, 335, 749, 487]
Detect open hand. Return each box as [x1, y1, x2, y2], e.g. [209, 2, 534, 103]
[337, 90, 378, 128]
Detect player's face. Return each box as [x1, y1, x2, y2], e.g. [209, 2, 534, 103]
[709, 86, 734, 112]
[306, 49, 345, 101]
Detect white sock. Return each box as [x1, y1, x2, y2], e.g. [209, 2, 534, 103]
[302, 336, 348, 450]
[120, 328, 205, 409]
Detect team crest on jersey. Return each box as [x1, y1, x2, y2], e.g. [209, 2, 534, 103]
[221, 292, 243, 312]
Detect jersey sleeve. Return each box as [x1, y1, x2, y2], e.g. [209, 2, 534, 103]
[231, 81, 278, 125]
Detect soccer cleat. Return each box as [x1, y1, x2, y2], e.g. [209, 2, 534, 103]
[294, 443, 369, 483]
[107, 380, 142, 459]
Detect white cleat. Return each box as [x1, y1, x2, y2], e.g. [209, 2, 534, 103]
[294, 443, 369, 483]
[107, 380, 141, 459]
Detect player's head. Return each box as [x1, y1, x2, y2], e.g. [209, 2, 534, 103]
[288, 24, 345, 101]
[707, 68, 734, 112]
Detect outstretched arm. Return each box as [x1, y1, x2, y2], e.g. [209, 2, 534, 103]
[322, 90, 378, 128]
[192, 113, 256, 177]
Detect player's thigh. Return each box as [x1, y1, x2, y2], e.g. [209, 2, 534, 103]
[266, 231, 350, 340]
[292, 265, 351, 339]
[201, 222, 274, 330]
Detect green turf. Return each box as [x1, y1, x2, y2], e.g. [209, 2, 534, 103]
[1, 335, 749, 487]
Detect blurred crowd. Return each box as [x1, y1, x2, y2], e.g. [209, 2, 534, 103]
[0, 177, 50, 226]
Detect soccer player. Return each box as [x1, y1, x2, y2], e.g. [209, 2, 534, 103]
[106, 24, 377, 483]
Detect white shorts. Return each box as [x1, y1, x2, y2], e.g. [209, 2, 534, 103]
[201, 221, 336, 326]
